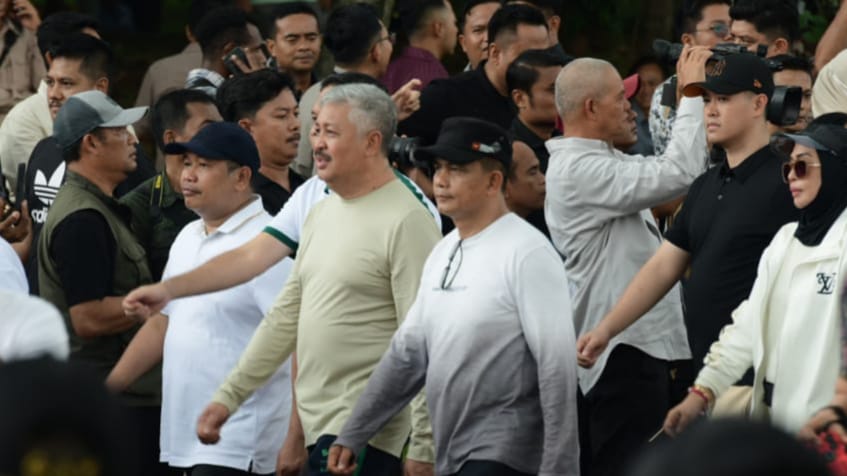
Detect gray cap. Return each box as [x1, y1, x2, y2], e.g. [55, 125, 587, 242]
[53, 90, 147, 149]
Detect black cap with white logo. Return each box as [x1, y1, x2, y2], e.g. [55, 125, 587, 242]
[684, 54, 775, 99]
[415, 117, 512, 169]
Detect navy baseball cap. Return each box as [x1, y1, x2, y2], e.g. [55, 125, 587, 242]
[415, 117, 512, 169]
[684, 54, 774, 99]
[163, 122, 259, 173]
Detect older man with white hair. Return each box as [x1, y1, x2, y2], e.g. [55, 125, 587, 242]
[193, 83, 441, 476]
[544, 48, 711, 476]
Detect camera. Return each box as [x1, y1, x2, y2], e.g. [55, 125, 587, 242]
[652, 39, 801, 126]
[388, 136, 433, 179]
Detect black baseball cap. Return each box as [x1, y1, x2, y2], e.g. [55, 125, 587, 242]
[771, 122, 847, 159]
[684, 54, 774, 99]
[415, 117, 512, 169]
[163, 122, 259, 173]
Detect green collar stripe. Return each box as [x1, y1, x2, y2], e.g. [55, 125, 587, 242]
[392, 170, 434, 218]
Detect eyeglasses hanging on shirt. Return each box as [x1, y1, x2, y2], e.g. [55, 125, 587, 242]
[440, 239, 463, 290]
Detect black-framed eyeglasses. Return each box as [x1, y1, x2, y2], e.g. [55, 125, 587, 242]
[440, 239, 463, 290]
[696, 22, 730, 38]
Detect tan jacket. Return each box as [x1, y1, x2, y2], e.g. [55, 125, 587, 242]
[0, 21, 45, 123]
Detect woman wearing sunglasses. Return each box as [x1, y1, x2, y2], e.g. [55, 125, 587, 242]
[663, 121, 847, 437]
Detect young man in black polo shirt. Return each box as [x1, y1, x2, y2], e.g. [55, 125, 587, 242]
[217, 69, 305, 215]
[506, 48, 565, 173]
[398, 3, 549, 145]
[577, 54, 799, 385]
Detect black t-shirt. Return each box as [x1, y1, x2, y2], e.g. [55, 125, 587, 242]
[664, 145, 800, 371]
[398, 64, 516, 145]
[510, 118, 551, 173]
[251, 169, 306, 215]
[49, 209, 117, 306]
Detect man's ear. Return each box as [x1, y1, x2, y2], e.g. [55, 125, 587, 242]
[238, 117, 254, 134]
[512, 89, 530, 110]
[770, 37, 789, 56]
[680, 33, 695, 47]
[163, 129, 177, 145]
[487, 42, 500, 66]
[433, 19, 444, 39]
[458, 33, 469, 54]
[237, 167, 252, 189]
[266, 38, 276, 56]
[584, 97, 597, 120]
[94, 77, 109, 93]
[754, 93, 768, 117]
[489, 169, 505, 194]
[547, 15, 561, 37]
[365, 129, 383, 156]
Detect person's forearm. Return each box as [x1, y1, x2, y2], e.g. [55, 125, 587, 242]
[166, 233, 289, 299]
[69, 296, 141, 338]
[816, 0, 847, 72]
[107, 314, 168, 392]
[599, 244, 688, 338]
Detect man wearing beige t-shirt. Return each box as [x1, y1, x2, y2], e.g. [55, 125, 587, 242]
[193, 83, 440, 475]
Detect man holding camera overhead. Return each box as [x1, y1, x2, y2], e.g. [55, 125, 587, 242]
[577, 53, 800, 424]
[546, 45, 711, 476]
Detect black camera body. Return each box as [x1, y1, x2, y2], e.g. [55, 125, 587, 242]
[652, 39, 801, 126]
[388, 136, 434, 179]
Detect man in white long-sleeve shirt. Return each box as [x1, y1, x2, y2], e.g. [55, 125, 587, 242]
[544, 48, 711, 476]
[328, 117, 579, 476]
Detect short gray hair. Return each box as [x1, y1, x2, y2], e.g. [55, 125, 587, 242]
[319, 83, 397, 155]
[555, 57, 616, 120]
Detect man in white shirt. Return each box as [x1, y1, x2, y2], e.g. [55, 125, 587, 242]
[544, 48, 711, 476]
[107, 122, 298, 476]
[328, 117, 578, 476]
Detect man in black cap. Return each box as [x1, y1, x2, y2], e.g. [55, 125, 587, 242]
[327, 117, 579, 476]
[108, 121, 304, 476]
[578, 53, 799, 412]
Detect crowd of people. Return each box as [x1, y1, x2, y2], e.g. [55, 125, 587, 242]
[3, 0, 847, 475]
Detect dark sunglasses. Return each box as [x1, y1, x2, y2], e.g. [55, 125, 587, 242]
[781, 159, 822, 183]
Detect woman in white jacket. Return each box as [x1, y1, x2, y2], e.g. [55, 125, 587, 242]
[664, 121, 847, 436]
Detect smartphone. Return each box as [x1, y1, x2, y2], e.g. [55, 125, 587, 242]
[223, 46, 250, 77]
[224, 44, 275, 76]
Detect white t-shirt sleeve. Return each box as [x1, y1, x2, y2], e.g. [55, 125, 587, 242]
[264, 176, 326, 250]
[0, 239, 27, 294]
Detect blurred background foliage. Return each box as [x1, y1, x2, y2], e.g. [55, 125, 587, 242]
[27, 0, 843, 106]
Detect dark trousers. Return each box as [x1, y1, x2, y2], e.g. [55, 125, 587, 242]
[186, 464, 273, 476]
[126, 405, 181, 476]
[306, 434, 401, 476]
[578, 345, 690, 476]
[450, 460, 535, 476]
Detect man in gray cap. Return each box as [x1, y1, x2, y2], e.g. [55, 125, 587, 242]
[36, 90, 170, 475]
[327, 117, 579, 476]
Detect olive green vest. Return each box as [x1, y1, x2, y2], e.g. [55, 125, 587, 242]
[38, 171, 160, 406]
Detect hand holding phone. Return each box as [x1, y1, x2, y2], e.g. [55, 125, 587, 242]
[223, 44, 272, 77]
[10, 0, 40, 32]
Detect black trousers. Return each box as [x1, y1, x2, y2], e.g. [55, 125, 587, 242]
[306, 434, 402, 476]
[450, 460, 535, 476]
[126, 405, 181, 476]
[185, 465, 273, 476]
[578, 345, 690, 476]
